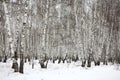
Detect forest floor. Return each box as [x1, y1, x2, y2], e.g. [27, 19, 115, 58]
[0, 59, 120, 80]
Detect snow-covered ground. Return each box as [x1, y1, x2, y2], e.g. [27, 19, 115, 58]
[0, 59, 120, 80]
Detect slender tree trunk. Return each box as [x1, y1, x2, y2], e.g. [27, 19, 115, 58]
[19, 54, 24, 73]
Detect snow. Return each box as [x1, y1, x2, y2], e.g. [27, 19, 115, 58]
[0, 59, 120, 80]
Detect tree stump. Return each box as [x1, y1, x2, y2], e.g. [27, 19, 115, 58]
[12, 59, 18, 72]
[81, 60, 86, 67]
[62, 59, 66, 63]
[58, 58, 61, 64]
[39, 60, 48, 68]
[94, 60, 100, 66]
[3, 55, 7, 63]
[53, 59, 55, 63]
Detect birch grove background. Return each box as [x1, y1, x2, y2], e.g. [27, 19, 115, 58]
[0, 0, 120, 66]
